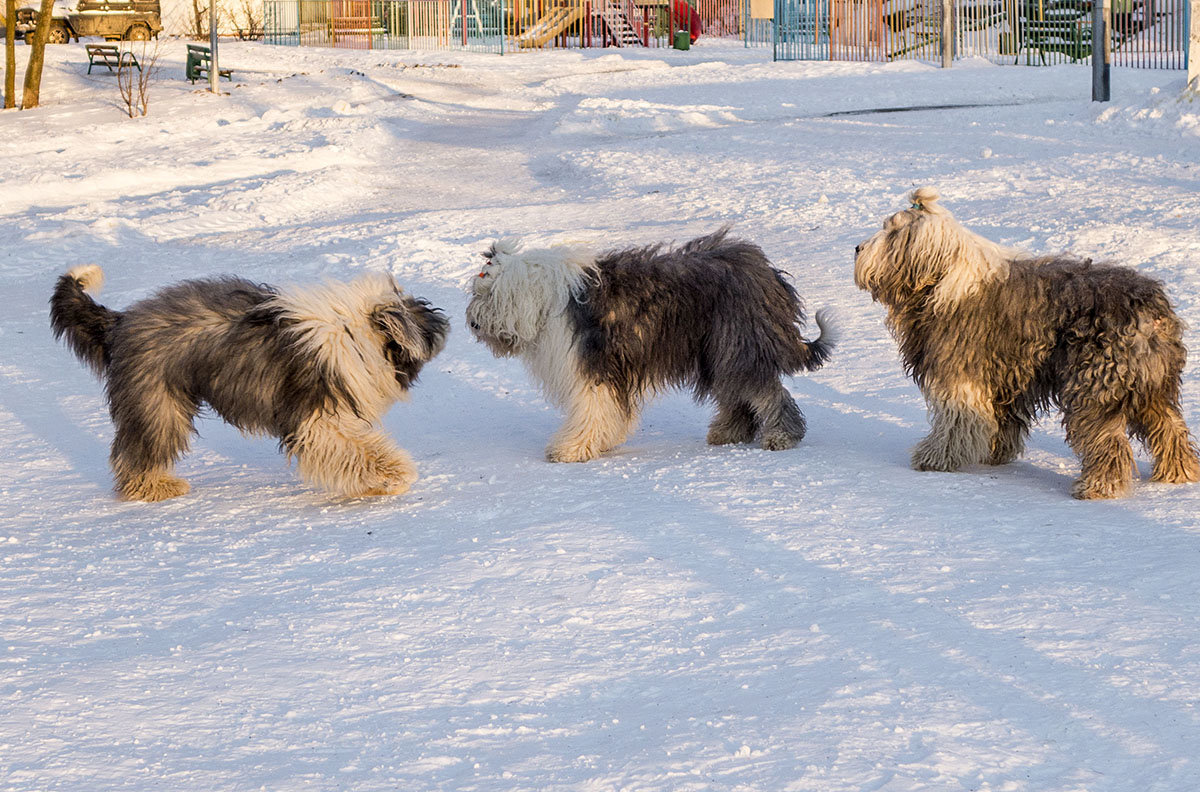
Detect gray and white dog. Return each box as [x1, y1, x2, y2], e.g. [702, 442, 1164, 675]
[466, 228, 836, 462]
[855, 187, 1200, 499]
[51, 265, 448, 501]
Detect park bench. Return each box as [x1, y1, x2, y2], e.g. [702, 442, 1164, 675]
[330, 15, 387, 44]
[86, 43, 139, 75]
[1017, 0, 1092, 63]
[186, 44, 233, 84]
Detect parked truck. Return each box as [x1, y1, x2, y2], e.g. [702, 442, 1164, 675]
[3, 0, 162, 43]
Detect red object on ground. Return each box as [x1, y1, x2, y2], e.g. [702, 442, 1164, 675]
[672, 0, 702, 42]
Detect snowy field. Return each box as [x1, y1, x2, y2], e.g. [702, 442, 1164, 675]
[3, 38, 1200, 791]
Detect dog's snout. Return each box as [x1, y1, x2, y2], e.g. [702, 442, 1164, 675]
[854, 243, 862, 256]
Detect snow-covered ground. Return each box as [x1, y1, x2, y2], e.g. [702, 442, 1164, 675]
[3, 38, 1200, 791]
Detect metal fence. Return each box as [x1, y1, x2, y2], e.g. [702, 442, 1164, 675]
[772, 0, 1188, 67]
[261, 0, 1185, 65]
[264, 0, 505, 51]
[262, 0, 778, 51]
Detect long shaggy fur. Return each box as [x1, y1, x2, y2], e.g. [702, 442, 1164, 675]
[855, 187, 1200, 499]
[466, 228, 837, 462]
[50, 266, 448, 501]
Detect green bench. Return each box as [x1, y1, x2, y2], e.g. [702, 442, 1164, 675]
[1017, 0, 1093, 63]
[186, 44, 233, 84]
[86, 43, 139, 74]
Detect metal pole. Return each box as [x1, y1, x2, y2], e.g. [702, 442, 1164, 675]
[941, 0, 952, 67]
[1091, 0, 1109, 101]
[209, 0, 218, 93]
[1188, 0, 1199, 91]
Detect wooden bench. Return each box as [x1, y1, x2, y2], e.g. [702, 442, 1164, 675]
[186, 44, 233, 84]
[331, 16, 387, 43]
[86, 44, 139, 75]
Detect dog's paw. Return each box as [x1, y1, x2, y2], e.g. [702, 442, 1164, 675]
[120, 473, 190, 502]
[1071, 475, 1130, 500]
[911, 441, 959, 472]
[706, 426, 755, 446]
[360, 479, 413, 497]
[545, 444, 600, 463]
[1150, 455, 1200, 484]
[759, 431, 801, 451]
[359, 455, 418, 496]
[986, 439, 1023, 466]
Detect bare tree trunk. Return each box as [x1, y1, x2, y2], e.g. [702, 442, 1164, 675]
[4, 0, 15, 109]
[20, 0, 54, 109]
[192, 0, 207, 38]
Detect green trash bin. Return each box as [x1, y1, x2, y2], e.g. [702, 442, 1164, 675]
[673, 30, 690, 50]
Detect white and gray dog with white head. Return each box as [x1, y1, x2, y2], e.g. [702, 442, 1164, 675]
[51, 265, 448, 501]
[466, 228, 837, 462]
[855, 187, 1200, 499]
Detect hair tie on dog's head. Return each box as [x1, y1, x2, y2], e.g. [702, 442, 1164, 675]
[908, 187, 940, 212]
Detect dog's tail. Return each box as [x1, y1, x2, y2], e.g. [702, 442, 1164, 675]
[792, 308, 838, 372]
[50, 264, 118, 377]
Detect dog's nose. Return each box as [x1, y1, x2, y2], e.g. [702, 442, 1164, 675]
[470, 322, 480, 330]
[854, 244, 862, 255]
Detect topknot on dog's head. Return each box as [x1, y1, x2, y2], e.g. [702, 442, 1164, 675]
[483, 237, 523, 265]
[908, 187, 944, 214]
[67, 264, 104, 293]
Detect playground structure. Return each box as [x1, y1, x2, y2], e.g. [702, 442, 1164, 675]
[263, 0, 715, 50]
[510, 0, 703, 48]
[261, 0, 1187, 68]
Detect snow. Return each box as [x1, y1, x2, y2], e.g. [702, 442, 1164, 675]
[3, 38, 1200, 791]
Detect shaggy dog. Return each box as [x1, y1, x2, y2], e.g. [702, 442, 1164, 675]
[854, 187, 1200, 499]
[50, 265, 448, 502]
[466, 228, 836, 462]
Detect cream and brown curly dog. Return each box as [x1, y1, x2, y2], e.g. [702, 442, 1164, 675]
[855, 187, 1199, 499]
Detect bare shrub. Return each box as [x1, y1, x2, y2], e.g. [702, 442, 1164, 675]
[117, 40, 160, 118]
[232, 0, 263, 40]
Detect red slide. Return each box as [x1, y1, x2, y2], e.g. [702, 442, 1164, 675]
[672, 0, 703, 42]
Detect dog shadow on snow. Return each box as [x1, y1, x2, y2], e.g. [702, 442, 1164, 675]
[393, 369, 1200, 789]
[9, 358, 1200, 789]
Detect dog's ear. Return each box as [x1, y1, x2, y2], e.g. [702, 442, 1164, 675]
[902, 209, 1007, 309]
[371, 298, 448, 363]
[405, 296, 450, 360]
[896, 217, 946, 293]
[889, 187, 951, 291]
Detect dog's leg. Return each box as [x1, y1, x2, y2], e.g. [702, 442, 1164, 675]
[911, 381, 997, 471]
[1065, 408, 1134, 499]
[750, 382, 806, 451]
[108, 378, 195, 502]
[707, 400, 759, 446]
[1131, 396, 1200, 485]
[290, 414, 418, 497]
[987, 401, 1031, 465]
[546, 383, 633, 463]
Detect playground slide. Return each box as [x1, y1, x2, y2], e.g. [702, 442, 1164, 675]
[516, 4, 585, 48]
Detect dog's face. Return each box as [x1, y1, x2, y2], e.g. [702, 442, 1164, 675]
[465, 238, 597, 359]
[371, 287, 449, 389]
[465, 239, 546, 358]
[854, 187, 1002, 311]
[854, 200, 944, 305]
